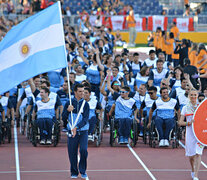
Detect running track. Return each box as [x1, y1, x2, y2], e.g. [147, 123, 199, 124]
[1, 48, 207, 180]
[0, 124, 206, 180]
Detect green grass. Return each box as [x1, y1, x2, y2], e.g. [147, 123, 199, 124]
[115, 44, 148, 49]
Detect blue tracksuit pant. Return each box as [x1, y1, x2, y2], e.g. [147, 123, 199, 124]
[154, 117, 175, 140]
[36, 118, 53, 140]
[67, 130, 88, 176]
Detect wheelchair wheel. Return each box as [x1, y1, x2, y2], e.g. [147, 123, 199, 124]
[26, 114, 31, 139]
[53, 121, 60, 147]
[103, 111, 109, 133]
[31, 121, 37, 147]
[110, 117, 115, 147]
[131, 119, 137, 147]
[152, 140, 156, 148]
[96, 120, 102, 147]
[143, 117, 147, 144]
[7, 120, 12, 143]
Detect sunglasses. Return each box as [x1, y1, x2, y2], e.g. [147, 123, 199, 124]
[120, 91, 128, 94]
[148, 92, 154, 95]
[124, 73, 129, 75]
[113, 83, 119, 86]
[162, 83, 167, 86]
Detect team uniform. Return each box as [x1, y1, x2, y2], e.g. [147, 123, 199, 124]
[115, 96, 137, 142]
[181, 104, 204, 156]
[151, 98, 179, 141]
[149, 69, 169, 87]
[34, 97, 56, 141]
[62, 98, 89, 177]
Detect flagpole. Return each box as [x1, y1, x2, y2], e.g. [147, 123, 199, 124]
[66, 65, 74, 129]
[57, 1, 74, 130]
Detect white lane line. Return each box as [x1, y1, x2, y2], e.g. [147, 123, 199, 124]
[14, 121, 21, 180]
[1, 169, 207, 174]
[179, 141, 207, 169]
[127, 144, 157, 180]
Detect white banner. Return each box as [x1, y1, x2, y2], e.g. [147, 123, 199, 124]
[176, 18, 189, 32]
[135, 15, 143, 32]
[152, 16, 165, 31]
[111, 16, 124, 31]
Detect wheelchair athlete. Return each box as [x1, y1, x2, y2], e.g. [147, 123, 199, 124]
[147, 87, 180, 147]
[33, 87, 60, 145]
[109, 86, 138, 144]
[84, 87, 102, 142]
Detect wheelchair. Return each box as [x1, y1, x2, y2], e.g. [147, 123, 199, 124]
[103, 106, 112, 133]
[0, 117, 12, 144]
[19, 106, 26, 135]
[25, 112, 33, 141]
[149, 117, 179, 149]
[88, 117, 103, 147]
[109, 116, 138, 147]
[31, 118, 60, 147]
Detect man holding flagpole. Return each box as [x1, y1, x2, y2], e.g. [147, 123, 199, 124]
[62, 84, 90, 179]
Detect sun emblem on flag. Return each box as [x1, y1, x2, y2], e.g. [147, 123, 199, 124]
[20, 42, 30, 57]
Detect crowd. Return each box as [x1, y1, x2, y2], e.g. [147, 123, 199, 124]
[0, 1, 207, 180]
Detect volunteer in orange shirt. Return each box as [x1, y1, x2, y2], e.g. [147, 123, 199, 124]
[154, 27, 162, 56]
[197, 44, 207, 73]
[189, 43, 198, 67]
[197, 43, 207, 91]
[165, 32, 174, 63]
[170, 22, 180, 40]
[127, 5, 136, 47]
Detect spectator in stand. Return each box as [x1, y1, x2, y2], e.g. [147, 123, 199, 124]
[95, 15, 102, 28]
[22, 0, 31, 14]
[170, 22, 180, 40]
[126, 5, 136, 47]
[183, 4, 190, 17]
[31, 0, 41, 13]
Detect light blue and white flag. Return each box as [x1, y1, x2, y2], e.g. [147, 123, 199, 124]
[0, 2, 67, 94]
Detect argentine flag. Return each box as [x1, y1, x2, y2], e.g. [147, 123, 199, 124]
[0, 2, 67, 95]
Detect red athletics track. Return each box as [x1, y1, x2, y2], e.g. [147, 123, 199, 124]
[0, 126, 207, 180]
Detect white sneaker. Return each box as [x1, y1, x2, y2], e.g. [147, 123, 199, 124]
[193, 177, 199, 180]
[159, 139, 165, 147]
[40, 140, 45, 145]
[164, 139, 169, 146]
[46, 140, 52, 145]
[88, 135, 94, 142]
[191, 172, 194, 179]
